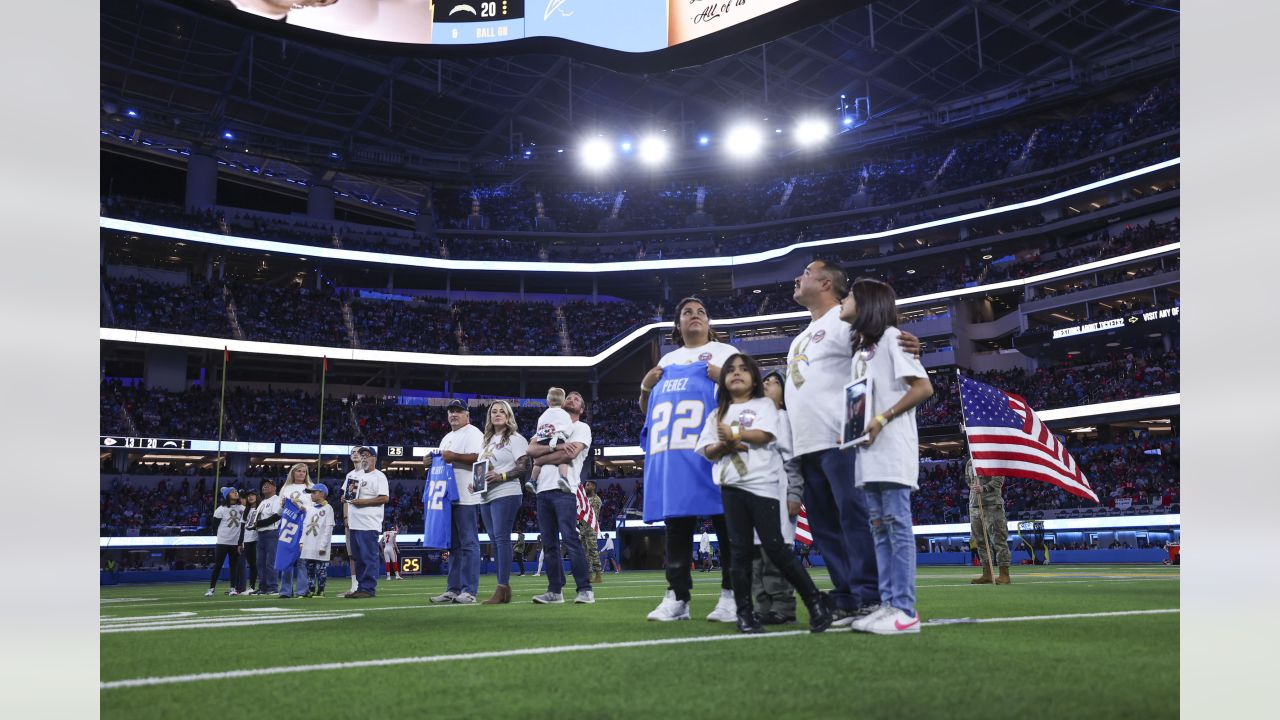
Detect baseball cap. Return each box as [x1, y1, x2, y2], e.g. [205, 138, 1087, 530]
[446, 399, 467, 411]
[309, 483, 328, 497]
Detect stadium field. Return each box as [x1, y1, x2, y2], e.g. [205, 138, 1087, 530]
[101, 565, 1179, 718]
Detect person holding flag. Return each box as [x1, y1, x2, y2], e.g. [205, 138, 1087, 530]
[577, 480, 603, 584]
[965, 458, 1012, 585]
[343, 446, 389, 599]
[958, 375, 1100, 574]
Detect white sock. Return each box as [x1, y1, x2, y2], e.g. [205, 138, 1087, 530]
[721, 589, 733, 600]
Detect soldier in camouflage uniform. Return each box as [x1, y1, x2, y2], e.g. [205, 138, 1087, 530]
[578, 481, 604, 583]
[966, 460, 1012, 585]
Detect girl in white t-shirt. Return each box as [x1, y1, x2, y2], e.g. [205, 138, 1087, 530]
[695, 353, 833, 635]
[839, 278, 934, 636]
[205, 487, 245, 597]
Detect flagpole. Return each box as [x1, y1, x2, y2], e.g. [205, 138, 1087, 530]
[316, 356, 327, 484]
[954, 370, 995, 569]
[213, 346, 228, 512]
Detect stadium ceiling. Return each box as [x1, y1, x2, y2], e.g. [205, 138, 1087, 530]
[102, 0, 1179, 186]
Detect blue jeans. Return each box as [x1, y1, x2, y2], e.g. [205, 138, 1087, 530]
[447, 503, 481, 595]
[536, 490, 592, 595]
[799, 447, 878, 610]
[256, 530, 279, 593]
[480, 495, 521, 586]
[278, 553, 307, 597]
[348, 529, 381, 595]
[864, 483, 916, 614]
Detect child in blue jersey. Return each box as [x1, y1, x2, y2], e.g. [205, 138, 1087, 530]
[839, 278, 933, 635]
[696, 353, 834, 634]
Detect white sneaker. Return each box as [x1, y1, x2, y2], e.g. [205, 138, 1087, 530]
[574, 590, 595, 604]
[204, 588, 215, 597]
[647, 591, 691, 622]
[430, 590, 459, 604]
[453, 592, 477, 604]
[532, 591, 565, 604]
[863, 607, 922, 635]
[228, 589, 241, 597]
[706, 590, 737, 623]
[850, 605, 892, 633]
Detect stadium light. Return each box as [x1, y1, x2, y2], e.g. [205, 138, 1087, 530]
[794, 118, 830, 147]
[637, 135, 669, 166]
[724, 123, 764, 158]
[698, 135, 711, 146]
[579, 137, 614, 171]
[620, 140, 633, 153]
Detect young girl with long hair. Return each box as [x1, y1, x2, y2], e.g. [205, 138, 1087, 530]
[696, 353, 833, 634]
[839, 278, 933, 635]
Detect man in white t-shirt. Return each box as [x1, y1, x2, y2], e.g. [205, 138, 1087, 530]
[342, 446, 389, 599]
[429, 399, 485, 604]
[785, 259, 920, 625]
[527, 391, 595, 605]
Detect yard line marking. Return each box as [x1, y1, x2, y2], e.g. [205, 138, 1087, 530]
[101, 612, 196, 623]
[100, 598, 158, 603]
[96, 609, 360, 627]
[100, 608, 1178, 689]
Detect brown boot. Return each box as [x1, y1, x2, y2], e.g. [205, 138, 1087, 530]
[971, 565, 993, 584]
[591, 571, 603, 584]
[482, 584, 511, 604]
[995, 566, 1012, 585]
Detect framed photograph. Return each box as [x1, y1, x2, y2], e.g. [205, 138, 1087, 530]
[471, 460, 491, 494]
[839, 376, 874, 449]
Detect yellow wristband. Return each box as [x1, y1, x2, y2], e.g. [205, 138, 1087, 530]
[731, 425, 741, 440]
[501, 472, 507, 482]
[875, 414, 890, 426]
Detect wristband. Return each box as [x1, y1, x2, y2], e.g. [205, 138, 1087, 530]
[640, 382, 652, 392]
[501, 472, 507, 482]
[875, 414, 890, 427]
[731, 425, 741, 440]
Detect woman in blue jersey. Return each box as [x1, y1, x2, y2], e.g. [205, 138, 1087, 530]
[638, 297, 739, 623]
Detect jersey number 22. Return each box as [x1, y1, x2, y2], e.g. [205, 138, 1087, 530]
[648, 400, 705, 455]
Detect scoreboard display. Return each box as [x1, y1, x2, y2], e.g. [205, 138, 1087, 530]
[219, 0, 803, 54]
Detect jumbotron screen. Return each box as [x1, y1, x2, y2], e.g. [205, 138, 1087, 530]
[219, 0, 802, 52]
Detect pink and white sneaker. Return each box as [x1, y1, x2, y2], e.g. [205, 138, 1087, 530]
[863, 607, 921, 635]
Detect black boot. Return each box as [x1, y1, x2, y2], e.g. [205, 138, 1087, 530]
[736, 608, 764, 634]
[804, 591, 834, 633]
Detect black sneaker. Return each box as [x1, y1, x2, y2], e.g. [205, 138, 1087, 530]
[757, 611, 798, 626]
[736, 609, 765, 634]
[806, 592, 834, 634]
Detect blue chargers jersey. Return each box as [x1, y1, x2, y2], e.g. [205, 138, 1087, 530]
[641, 361, 723, 522]
[422, 454, 459, 549]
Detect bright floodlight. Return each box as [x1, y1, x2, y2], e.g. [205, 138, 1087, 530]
[724, 124, 764, 158]
[579, 137, 614, 171]
[794, 118, 830, 146]
[637, 136, 669, 166]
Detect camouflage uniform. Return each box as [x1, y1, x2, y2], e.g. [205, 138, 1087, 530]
[578, 494, 603, 576]
[966, 461, 1011, 568]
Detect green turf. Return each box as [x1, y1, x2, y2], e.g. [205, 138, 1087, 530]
[100, 566, 1179, 719]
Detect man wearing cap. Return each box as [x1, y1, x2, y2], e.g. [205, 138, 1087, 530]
[343, 446, 389, 599]
[252, 479, 282, 595]
[429, 400, 485, 605]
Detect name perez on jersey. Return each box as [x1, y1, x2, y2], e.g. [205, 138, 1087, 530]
[660, 377, 690, 393]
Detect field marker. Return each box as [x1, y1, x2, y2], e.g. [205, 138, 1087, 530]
[101, 612, 364, 634]
[100, 608, 1178, 689]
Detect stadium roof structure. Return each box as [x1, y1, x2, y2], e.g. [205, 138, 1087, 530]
[101, 0, 1179, 215]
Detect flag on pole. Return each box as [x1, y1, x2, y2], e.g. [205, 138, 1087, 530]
[958, 375, 1099, 503]
[224, 346, 229, 363]
[576, 483, 599, 533]
[323, 355, 328, 373]
[795, 505, 813, 546]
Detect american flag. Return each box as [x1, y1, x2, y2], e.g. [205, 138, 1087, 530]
[795, 505, 813, 546]
[576, 483, 599, 533]
[959, 375, 1099, 503]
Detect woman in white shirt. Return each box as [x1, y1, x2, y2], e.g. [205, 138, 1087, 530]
[277, 463, 313, 599]
[696, 353, 833, 634]
[475, 401, 530, 604]
[839, 278, 933, 636]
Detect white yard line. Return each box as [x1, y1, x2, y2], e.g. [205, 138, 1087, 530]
[101, 613, 365, 634]
[102, 608, 1178, 689]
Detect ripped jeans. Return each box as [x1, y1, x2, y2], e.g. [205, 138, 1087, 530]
[863, 482, 916, 615]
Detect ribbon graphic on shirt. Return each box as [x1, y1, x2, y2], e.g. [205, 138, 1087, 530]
[788, 332, 816, 388]
[719, 421, 750, 484]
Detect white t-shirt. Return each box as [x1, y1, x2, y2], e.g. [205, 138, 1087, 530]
[699, 532, 711, 553]
[345, 468, 390, 531]
[603, 536, 614, 551]
[533, 406, 573, 443]
[658, 341, 739, 368]
[478, 431, 529, 502]
[534, 420, 592, 493]
[213, 505, 244, 546]
[853, 325, 927, 490]
[786, 305, 854, 457]
[440, 424, 486, 506]
[242, 506, 259, 543]
[696, 397, 784, 500]
[278, 481, 314, 515]
[256, 495, 282, 533]
[300, 502, 335, 561]
[758, 407, 797, 545]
